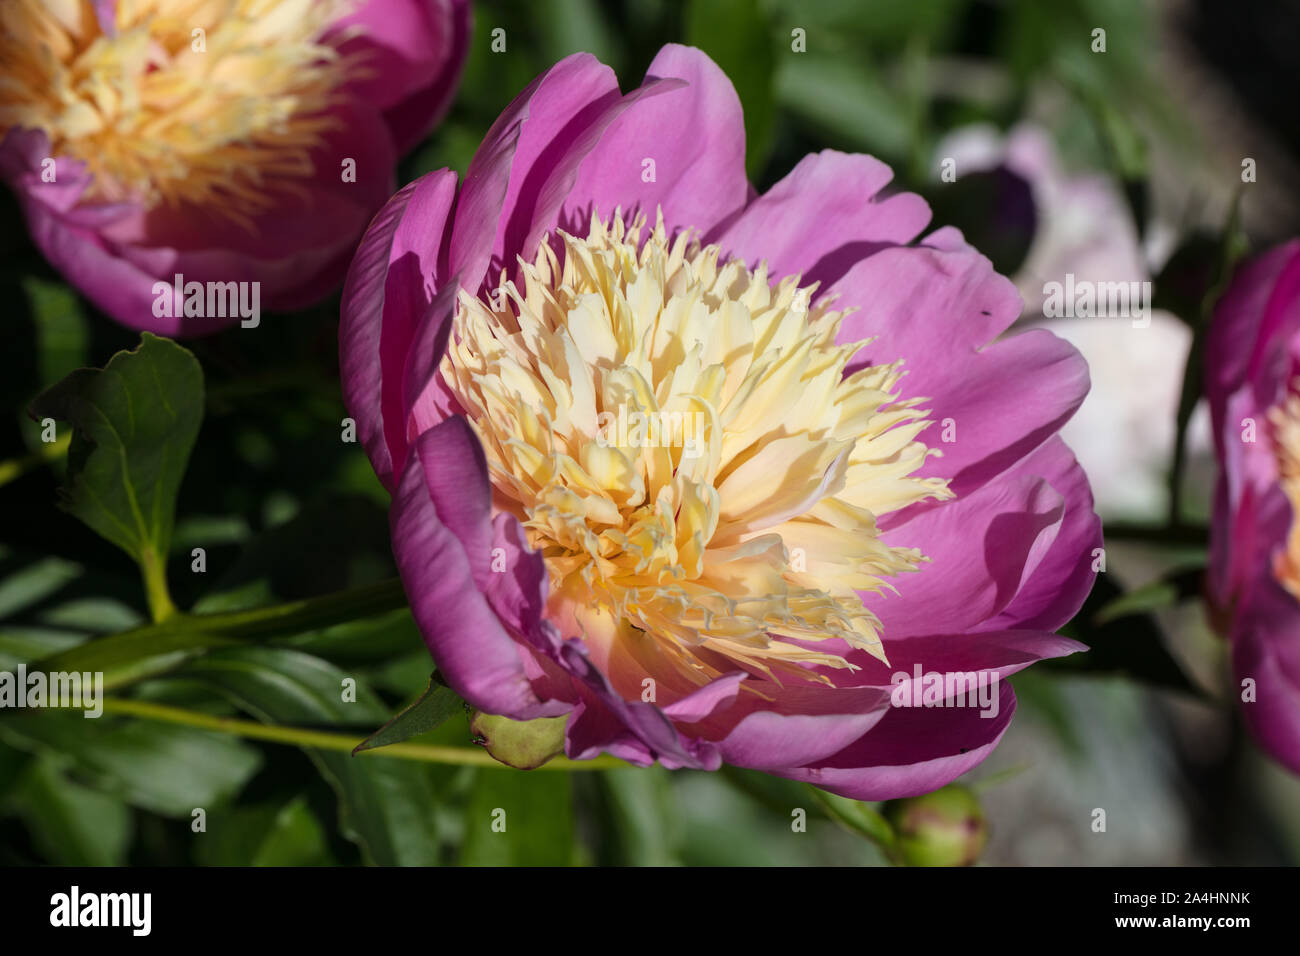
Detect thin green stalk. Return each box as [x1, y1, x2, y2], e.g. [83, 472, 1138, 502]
[98, 697, 626, 771]
[808, 785, 902, 864]
[1167, 187, 1247, 528]
[140, 546, 177, 623]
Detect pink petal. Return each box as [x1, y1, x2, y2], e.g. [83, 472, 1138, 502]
[982, 436, 1102, 632]
[340, 168, 459, 489]
[871, 471, 1067, 639]
[711, 150, 930, 287]
[449, 53, 619, 293]
[390, 419, 552, 718]
[775, 683, 1018, 800]
[1233, 578, 1300, 773]
[562, 44, 749, 236]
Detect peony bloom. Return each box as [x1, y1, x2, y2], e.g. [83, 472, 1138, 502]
[1206, 240, 1300, 773]
[0, 0, 470, 335]
[341, 46, 1100, 798]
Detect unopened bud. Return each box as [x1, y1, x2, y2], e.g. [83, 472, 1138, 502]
[883, 784, 988, 866]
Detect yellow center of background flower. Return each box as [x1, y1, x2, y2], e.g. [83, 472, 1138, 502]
[441, 212, 952, 693]
[0, 0, 356, 221]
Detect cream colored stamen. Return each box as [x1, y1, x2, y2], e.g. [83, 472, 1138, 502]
[441, 211, 952, 689]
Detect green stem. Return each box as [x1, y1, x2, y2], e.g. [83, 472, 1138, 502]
[140, 547, 177, 623]
[1168, 187, 1247, 528]
[99, 697, 625, 771]
[1166, 334, 1204, 529]
[808, 785, 902, 864]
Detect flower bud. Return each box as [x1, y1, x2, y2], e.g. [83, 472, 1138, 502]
[883, 784, 988, 866]
[469, 712, 568, 770]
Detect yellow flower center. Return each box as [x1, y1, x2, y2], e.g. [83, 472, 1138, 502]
[1270, 387, 1300, 599]
[441, 212, 952, 693]
[0, 0, 356, 219]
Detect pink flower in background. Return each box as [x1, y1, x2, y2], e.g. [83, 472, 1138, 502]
[937, 123, 1206, 520]
[341, 45, 1101, 798]
[0, 0, 470, 336]
[1207, 240, 1300, 773]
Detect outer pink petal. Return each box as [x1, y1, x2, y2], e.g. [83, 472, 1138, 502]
[1233, 577, 1300, 773]
[110, 97, 397, 297]
[449, 53, 620, 293]
[1205, 240, 1300, 437]
[982, 436, 1102, 632]
[694, 631, 1081, 772]
[560, 642, 727, 770]
[870, 472, 1067, 639]
[1207, 242, 1300, 605]
[340, 168, 459, 489]
[711, 150, 931, 287]
[329, 0, 470, 154]
[390, 418, 554, 718]
[774, 683, 1018, 800]
[832, 234, 1088, 499]
[562, 44, 749, 237]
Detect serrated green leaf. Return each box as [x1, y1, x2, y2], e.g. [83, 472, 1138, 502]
[29, 333, 203, 618]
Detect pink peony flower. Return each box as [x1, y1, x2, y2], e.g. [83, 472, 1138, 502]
[0, 0, 470, 336]
[340, 46, 1100, 798]
[1206, 240, 1300, 773]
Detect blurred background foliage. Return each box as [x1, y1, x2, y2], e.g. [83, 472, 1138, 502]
[2, 0, 1300, 866]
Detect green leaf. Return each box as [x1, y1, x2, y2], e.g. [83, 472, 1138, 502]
[194, 795, 331, 867]
[23, 276, 89, 392]
[354, 673, 463, 754]
[1054, 574, 1205, 696]
[274, 608, 423, 664]
[0, 555, 81, 620]
[0, 630, 86, 671]
[11, 755, 132, 866]
[29, 333, 203, 620]
[179, 646, 442, 865]
[686, 0, 777, 179]
[460, 768, 574, 866]
[599, 766, 681, 866]
[32, 621, 241, 692]
[0, 711, 261, 817]
[192, 494, 394, 614]
[1094, 565, 1205, 625]
[29, 578, 409, 691]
